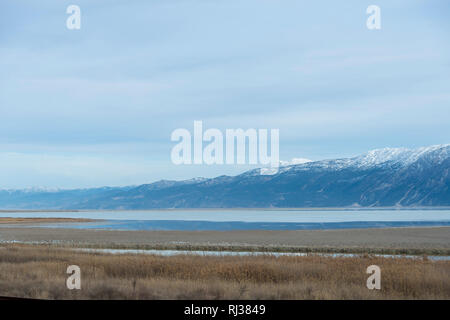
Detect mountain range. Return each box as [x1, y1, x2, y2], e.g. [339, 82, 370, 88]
[0, 144, 449, 209]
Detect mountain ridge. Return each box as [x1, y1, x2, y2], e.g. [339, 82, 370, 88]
[0, 144, 449, 209]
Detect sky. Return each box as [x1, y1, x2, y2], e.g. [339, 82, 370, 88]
[0, 0, 449, 188]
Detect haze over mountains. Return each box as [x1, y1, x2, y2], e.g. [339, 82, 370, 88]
[0, 144, 449, 209]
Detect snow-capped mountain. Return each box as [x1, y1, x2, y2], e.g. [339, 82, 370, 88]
[346, 144, 449, 168]
[279, 158, 312, 166]
[282, 144, 450, 172]
[0, 144, 449, 209]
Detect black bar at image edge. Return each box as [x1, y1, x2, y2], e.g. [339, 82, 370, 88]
[0, 300, 447, 318]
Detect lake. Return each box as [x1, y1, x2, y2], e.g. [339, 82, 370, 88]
[0, 209, 449, 231]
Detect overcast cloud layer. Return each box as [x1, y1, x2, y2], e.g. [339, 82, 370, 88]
[1, 0, 449, 188]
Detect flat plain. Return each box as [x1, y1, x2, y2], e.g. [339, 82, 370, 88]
[0, 225, 449, 255]
[0, 244, 449, 299]
[1, 220, 448, 299]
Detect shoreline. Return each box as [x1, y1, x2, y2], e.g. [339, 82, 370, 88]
[1, 226, 449, 256]
[0, 217, 98, 224]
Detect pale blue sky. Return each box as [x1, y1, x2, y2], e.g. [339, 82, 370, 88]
[1, 0, 449, 188]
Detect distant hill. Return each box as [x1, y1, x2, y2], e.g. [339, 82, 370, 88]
[0, 144, 449, 209]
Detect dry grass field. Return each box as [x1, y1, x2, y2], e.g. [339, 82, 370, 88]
[0, 244, 449, 300]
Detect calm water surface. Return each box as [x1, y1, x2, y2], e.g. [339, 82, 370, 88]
[0, 209, 449, 231]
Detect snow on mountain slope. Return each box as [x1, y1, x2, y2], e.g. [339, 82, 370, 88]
[351, 144, 450, 168]
[0, 144, 448, 209]
[284, 144, 450, 172]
